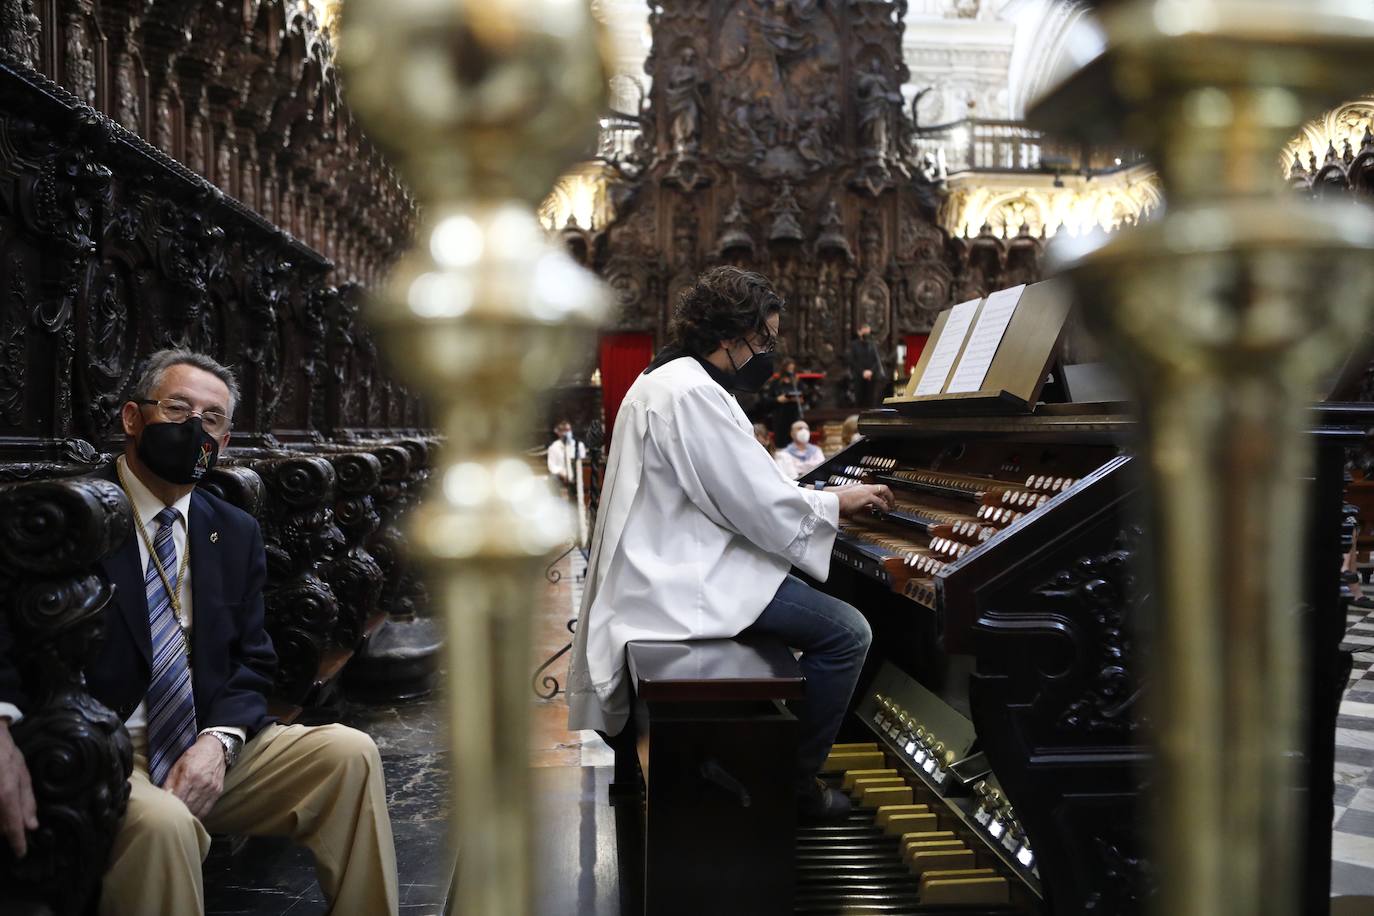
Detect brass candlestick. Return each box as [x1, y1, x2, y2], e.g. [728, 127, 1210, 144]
[1033, 2, 1374, 914]
[337, 2, 610, 913]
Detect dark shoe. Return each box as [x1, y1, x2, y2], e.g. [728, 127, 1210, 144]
[798, 777, 852, 823]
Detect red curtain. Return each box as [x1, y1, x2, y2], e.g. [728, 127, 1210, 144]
[903, 334, 930, 373]
[598, 333, 655, 439]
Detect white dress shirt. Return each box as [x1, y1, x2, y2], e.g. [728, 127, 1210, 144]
[0, 457, 245, 754]
[566, 356, 840, 735]
[547, 437, 588, 482]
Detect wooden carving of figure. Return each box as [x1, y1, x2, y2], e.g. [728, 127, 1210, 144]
[186, 114, 206, 175]
[856, 59, 900, 164]
[153, 89, 174, 154]
[65, 11, 97, 105]
[666, 46, 704, 157]
[0, 0, 41, 68]
[768, 182, 804, 242]
[114, 51, 141, 133]
[92, 268, 126, 377]
[240, 142, 259, 209]
[215, 131, 234, 191]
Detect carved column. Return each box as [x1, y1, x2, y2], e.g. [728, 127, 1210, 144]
[365, 443, 412, 618]
[339, 0, 610, 905]
[321, 449, 385, 649]
[0, 477, 134, 916]
[249, 454, 341, 705]
[393, 436, 433, 616]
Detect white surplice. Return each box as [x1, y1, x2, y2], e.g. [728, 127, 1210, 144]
[566, 356, 840, 735]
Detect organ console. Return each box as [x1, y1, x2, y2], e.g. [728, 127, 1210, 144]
[606, 286, 1362, 915]
[791, 398, 1363, 914]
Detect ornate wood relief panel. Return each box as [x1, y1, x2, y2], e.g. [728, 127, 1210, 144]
[0, 51, 425, 456]
[588, 0, 1036, 386]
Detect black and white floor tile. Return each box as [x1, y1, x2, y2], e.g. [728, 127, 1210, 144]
[1332, 603, 1374, 898]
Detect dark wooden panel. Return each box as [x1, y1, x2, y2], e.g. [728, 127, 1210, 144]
[582, 0, 1047, 407]
[800, 405, 1366, 914]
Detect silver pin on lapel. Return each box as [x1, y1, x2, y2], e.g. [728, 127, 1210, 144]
[209, 531, 219, 543]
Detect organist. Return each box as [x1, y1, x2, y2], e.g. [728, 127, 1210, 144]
[567, 266, 895, 821]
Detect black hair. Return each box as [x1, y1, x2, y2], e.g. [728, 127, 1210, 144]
[669, 266, 785, 357]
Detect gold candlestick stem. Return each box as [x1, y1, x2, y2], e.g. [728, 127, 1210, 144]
[338, 2, 611, 912]
[1036, 2, 1374, 913]
[1061, 209, 1374, 913]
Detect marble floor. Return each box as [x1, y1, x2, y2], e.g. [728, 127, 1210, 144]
[204, 547, 607, 916]
[203, 691, 452, 916]
[1330, 601, 1374, 898]
[530, 547, 613, 769]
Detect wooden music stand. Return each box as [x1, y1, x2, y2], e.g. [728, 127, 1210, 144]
[888, 279, 1073, 416]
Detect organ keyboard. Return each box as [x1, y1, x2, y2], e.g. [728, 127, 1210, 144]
[791, 402, 1363, 914]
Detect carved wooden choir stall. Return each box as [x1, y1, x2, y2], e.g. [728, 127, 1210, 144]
[0, 4, 436, 912]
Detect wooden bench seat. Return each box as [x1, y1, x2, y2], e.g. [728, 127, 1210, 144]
[619, 635, 804, 916]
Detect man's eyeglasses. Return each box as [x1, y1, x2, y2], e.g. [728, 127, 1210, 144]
[137, 399, 231, 435]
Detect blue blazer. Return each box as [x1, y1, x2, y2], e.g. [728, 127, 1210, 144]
[0, 463, 278, 739]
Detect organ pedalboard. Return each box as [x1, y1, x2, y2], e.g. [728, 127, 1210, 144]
[797, 662, 1042, 914]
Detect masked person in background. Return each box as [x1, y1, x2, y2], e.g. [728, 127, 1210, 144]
[0, 349, 398, 916]
[764, 357, 805, 448]
[847, 323, 888, 408]
[547, 418, 587, 498]
[567, 267, 895, 822]
[775, 420, 826, 479]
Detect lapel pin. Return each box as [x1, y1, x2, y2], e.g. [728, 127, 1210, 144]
[209, 531, 219, 543]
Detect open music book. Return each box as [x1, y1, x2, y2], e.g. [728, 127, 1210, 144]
[889, 280, 1072, 415]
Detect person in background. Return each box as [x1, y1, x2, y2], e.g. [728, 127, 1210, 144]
[0, 349, 397, 916]
[764, 357, 805, 447]
[752, 422, 772, 451]
[775, 419, 826, 479]
[841, 414, 862, 447]
[848, 323, 888, 408]
[547, 418, 587, 496]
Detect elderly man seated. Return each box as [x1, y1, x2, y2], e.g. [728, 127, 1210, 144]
[0, 349, 399, 916]
[774, 419, 827, 479]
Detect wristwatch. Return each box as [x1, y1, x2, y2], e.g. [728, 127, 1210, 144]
[206, 729, 243, 769]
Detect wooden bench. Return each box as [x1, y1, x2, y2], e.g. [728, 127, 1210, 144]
[619, 635, 805, 916]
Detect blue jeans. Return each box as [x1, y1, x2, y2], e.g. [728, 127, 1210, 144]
[743, 575, 872, 782]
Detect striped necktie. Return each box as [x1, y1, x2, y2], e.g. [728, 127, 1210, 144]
[145, 506, 197, 786]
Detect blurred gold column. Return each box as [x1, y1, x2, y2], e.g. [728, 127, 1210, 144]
[1033, 2, 1374, 914]
[338, 3, 610, 913]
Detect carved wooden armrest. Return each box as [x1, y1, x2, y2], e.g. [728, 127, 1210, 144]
[0, 477, 134, 916]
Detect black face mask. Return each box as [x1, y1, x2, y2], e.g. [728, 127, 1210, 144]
[728, 341, 776, 393]
[136, 417, 221, 485]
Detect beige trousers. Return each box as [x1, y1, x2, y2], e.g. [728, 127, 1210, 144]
[99, 723, 399, 916]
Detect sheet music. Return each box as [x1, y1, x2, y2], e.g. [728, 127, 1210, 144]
[913, 298, 981, 396]
[946, 284, 1027, 394]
